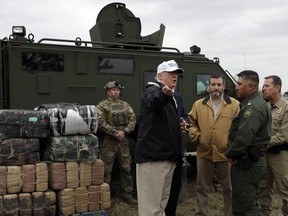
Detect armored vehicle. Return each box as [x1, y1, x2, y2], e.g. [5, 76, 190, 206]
[0, 2, 236, 158]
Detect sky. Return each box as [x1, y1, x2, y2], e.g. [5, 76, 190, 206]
[1, 0, 288, 93]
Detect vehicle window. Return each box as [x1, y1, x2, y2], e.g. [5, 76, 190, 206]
[196, 74, 210, 95]
[22, 52, 64, 71]
[144, 71, 156, 87]
[99, 57, 133, 74]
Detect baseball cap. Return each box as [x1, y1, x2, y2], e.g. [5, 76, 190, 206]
[157, 60, 184, 74]
[104, 81, 124, 90]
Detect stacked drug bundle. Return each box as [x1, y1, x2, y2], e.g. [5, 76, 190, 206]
[0, 105, 110, 215]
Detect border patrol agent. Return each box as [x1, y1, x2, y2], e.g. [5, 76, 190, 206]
[259, 75, 288, 216]
[96, 81, 137, 205]
[225, 70, 271, 216]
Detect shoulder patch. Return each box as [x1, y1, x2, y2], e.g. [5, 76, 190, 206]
[244, 108, 252, 118]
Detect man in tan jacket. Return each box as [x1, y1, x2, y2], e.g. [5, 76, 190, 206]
[259, 75, 288, 216]
[188, 73, 240, 216]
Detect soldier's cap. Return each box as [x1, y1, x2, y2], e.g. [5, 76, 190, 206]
[104, 81, 124, 90]
[157, 60, 184, 75]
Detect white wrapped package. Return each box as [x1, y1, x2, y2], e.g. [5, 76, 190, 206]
[48, 105, 98, 136]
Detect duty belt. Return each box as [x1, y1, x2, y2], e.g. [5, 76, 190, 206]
[267, 143, 288, 154]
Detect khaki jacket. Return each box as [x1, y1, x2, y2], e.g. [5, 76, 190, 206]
[189, 95, 240, 161]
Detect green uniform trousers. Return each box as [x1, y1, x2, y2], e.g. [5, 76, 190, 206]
[231, 156, 266, 216]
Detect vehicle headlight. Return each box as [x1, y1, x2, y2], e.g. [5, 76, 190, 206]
[12, 26, 26, 37]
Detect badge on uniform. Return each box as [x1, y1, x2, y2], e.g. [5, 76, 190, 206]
[276, 107, 283, 114]
[244, 108, 252, 117]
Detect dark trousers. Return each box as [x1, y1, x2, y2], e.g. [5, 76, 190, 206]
[231, 157, 266, 216]
[165, 160, 182, 216]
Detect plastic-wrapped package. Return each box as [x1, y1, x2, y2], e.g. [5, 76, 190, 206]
[44, 134, 99, 162]
[0, 138, 40, 166]
[47, 105, 98, 136]
[0, 109, 49, 139]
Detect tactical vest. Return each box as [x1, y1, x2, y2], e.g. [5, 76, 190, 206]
[106, 103, 129, 126]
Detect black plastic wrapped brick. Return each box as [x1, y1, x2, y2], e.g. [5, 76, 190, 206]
[0, 109, 50, 139]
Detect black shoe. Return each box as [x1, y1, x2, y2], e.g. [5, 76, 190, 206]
[122, 197, 138, 205]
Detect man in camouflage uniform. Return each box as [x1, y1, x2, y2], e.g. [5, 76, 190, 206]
[225, 70, 271, 216]
[96, 81, 137, 205]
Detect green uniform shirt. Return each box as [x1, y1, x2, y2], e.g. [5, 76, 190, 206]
[225, 92, 272, 159]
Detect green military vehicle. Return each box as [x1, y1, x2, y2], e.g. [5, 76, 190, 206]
[0, 3, 236, 162]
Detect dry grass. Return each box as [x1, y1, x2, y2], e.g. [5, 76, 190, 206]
[107, 165, 283, 216]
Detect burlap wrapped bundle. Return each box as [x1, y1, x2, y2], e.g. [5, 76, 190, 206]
[35, 162, 48, 192]
[49, 162, 66, 190]
[0, 196, 4, 215]
[44, 190, 56, 216]
[7, 166, 22, 193]
[3, 194, 18, 215]
[100, 182, 111, 210]
[79, 162, 92, 187]
[57, 188, 75, 215]
[75, 187, 88, 213]
[19, 193, 32, 216]
[0, 166, 7, 195]
[88, 185, 100, 211]
[66, 162, 79, 188]
[32, 192, 45, 215]
[22, 164, 36, 192]
[91, 159, 104, 186]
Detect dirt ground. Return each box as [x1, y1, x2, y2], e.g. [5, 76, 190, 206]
[107, 165, 283, 216]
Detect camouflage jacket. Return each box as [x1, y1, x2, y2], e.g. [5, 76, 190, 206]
[96, 99, 136, 137]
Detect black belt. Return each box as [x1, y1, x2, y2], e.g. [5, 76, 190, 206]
[267, 143, 288, 154]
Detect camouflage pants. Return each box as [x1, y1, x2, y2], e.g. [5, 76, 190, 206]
[100, 136, 133, 198]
